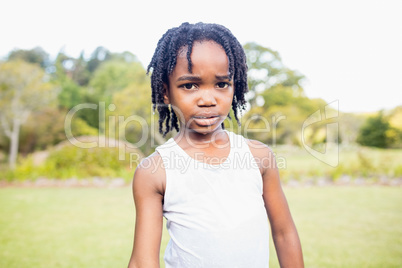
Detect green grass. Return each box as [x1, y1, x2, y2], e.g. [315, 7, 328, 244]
[0, 186, 401, 267]
[0, 188, 135, 267]
[277, 187, 402, 268]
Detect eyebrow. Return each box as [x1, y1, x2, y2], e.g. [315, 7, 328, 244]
[176, 75, 202, 82]
[215, 75, 231, 80]
[176, 75, 231, 82]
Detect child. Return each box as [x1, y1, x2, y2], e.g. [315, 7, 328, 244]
[128, 22, 303, 268]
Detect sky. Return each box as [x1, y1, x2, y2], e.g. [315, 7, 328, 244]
[1, 0, 401, 113]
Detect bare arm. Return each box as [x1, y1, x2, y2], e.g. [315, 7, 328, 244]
[128, 154, 165, 268]
[248, 141, 304, 267]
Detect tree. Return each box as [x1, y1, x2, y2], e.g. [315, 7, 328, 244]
[357, 112, 390, 148]
[240, 43, 329, 146]
[87, 46, 111, 73]
[388, 106, 402, 132]
[243, 42, 305, 105]
[243, 84, 329, 146]
[0, 61, 57, 169]
[17, 107, 97, 154]
[110, 81, 165, 155]
[88, 59, 147, 135]
[7, 47, 50, 69]
[387, 106, 402, 148]
[90, 60, 146, 101]
[52, 52, 89, 111]
[71, 52, 91, 86]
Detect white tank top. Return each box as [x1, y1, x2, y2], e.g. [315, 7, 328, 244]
[156, 130, 270, 268]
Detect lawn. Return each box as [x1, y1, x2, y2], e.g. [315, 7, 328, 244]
[0, 186, 401, 267]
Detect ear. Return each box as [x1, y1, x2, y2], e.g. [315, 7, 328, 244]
[163, 83, 170, 104]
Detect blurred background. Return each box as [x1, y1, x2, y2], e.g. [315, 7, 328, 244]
[0, 0, 401, 267]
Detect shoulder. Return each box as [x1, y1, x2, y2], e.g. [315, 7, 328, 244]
[245, 138, 277, 176]
[245, 138, 275, 161]
[132, 151, 166, 196]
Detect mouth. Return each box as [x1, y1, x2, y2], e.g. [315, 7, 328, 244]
[192, 115, 220, 127]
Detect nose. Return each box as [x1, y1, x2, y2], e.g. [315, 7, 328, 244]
[197, 90, 217, 107]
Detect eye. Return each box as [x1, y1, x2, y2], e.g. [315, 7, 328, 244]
[216, 82, 229, 89]
[181, 83, 198, 91]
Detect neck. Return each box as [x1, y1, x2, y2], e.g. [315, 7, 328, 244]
[174, 127, 227, 146]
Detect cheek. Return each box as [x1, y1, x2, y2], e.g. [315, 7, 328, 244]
[224, 89, 235, 107]
[225, 98, 234, 111]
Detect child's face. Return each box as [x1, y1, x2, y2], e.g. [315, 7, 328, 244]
[164, 40, 234, 135]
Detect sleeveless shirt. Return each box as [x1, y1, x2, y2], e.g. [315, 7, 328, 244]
[155, 130, 270, 268]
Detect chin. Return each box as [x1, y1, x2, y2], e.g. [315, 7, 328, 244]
[191, 124, 223, 135]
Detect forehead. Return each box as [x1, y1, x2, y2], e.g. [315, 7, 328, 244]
[177, 40, 226, 59]
[175, 41, 229, 72]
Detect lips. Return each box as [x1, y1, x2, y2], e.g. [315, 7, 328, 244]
[192, 115, 220, 126]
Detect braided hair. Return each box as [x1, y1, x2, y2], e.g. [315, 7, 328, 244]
[147, 22, 248, 136]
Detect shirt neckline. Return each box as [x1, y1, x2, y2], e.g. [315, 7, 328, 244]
[170, 130, 233, 168]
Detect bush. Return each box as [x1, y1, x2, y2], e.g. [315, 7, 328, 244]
[44, 145, 134, 179]
[357, 112, 393, 148]
[4, 144, 137, 181]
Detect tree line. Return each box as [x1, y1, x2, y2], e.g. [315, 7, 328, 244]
[0, 45, 401, 170]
